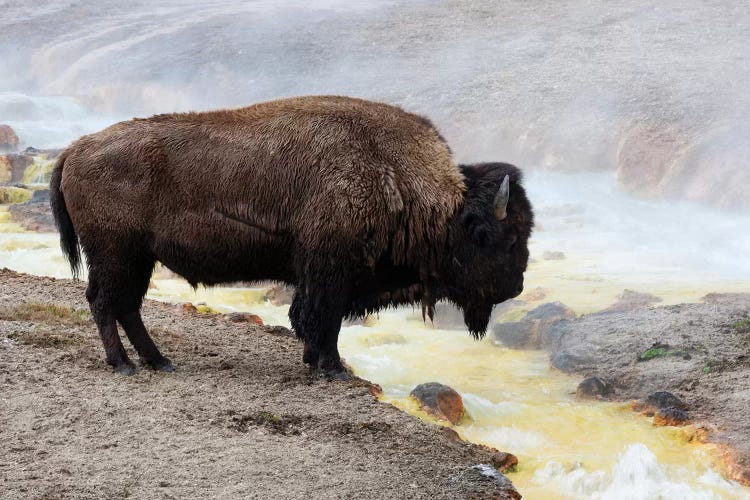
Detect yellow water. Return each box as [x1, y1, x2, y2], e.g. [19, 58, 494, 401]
[1, 215, 749, 498]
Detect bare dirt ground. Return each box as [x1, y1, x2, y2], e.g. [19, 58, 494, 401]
[547, 293, 750, 485]
[0, 269, 519, 499]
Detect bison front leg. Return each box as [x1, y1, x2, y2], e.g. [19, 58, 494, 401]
[293, 258, 351, 380]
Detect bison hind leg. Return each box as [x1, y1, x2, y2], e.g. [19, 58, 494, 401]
[86, 275, 136, 375]
[86, 245, 171, 374]
[119, 311, 174, 372]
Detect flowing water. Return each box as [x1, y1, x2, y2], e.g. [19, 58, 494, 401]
[3, 1, 750, 497]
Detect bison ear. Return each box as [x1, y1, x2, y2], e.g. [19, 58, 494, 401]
[494, 175, 510, 220]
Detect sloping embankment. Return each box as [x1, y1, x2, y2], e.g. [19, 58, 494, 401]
[546, 294, 750, 485]
[0, 269, 519, 499]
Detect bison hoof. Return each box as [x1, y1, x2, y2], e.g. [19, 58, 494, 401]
[318, 367, 350, 381]
[113, 363, 136, 376]
[145, 357, 175, 372]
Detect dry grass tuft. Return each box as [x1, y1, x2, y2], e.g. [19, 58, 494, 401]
[0, 302, 92, 326]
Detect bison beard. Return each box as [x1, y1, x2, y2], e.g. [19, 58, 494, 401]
[49, 96, 533, 380]
[463, 304, 494, 338]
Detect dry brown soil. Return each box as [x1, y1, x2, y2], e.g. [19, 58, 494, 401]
[0, 269, 519, 499]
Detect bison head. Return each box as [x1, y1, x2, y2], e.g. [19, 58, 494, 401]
[441, 162, 534, 337]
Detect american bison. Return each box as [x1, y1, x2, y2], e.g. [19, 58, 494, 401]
[50, 96, 533, 379]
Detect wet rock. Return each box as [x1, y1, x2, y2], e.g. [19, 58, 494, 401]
[551, 352, 595, 373]
[7, 202, 56, 232]
[483, 450, 518, 473]
[181, 302, 198, 314]
[368, 383, 383, 397]
[0, 154, 33, 184]
[452, 465, 521, 500]
[493, 302, 573, 349]
[576, 376, 613, 399]
[603, 289, 663, 313]
[653, 407, 690, 426]
[30, 189, 49, 203]
[635, 391, 689, 416]
[646, 391, 689, 411]
[225, 312, 263, 326]
[0, 125, 19, 153]
[410, 382, 465, 425]
[266, 284, 295, 306]
[542, 250, 565, 261]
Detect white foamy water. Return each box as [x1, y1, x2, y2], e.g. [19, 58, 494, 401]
[533, 443, 746, 499]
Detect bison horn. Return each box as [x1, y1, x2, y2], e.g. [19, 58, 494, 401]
[494, 175, 510, 220]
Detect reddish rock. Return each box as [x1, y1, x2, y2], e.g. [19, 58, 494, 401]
[0, 125, 19, 152]
[410, 382, 465, 425]
[476, 446, 519, 473]
[368, 383, 383, 398]
[0, 154, 33, 184]
[225, 312, 264, 326]
[181, 302, 198, 314]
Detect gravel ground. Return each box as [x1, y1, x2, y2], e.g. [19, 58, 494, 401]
[0, 269, 519, 499]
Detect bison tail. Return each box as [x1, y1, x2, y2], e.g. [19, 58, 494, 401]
[50, 151, 82, 279]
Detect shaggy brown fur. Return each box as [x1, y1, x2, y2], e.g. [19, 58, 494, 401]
[62, 96, 464, 273]
[50, 96, 533, 379]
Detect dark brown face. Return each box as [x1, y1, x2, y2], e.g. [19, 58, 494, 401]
[445, 163, 534, 337]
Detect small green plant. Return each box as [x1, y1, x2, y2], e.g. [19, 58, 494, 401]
[256, 411, 282, 424]
[639, 347, 667, 361]
[731, 318, 750, 334]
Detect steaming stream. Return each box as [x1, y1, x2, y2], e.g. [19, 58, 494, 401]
[2, 170, 749, 498]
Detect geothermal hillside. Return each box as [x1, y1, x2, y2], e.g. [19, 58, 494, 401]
[1, 0, 749, 208]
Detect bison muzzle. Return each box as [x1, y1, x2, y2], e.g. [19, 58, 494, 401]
[49, 96, 534, 379]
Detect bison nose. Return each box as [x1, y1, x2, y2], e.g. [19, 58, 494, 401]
[515, 284, 524, 296]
